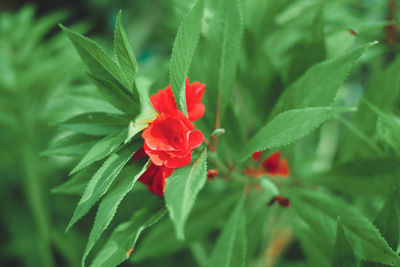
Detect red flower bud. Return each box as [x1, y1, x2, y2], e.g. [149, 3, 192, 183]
[207, 169, 218, 182]
[275, 195, 291, 207]
[262, 152, 290, 177]
[251, 151, 262, 161]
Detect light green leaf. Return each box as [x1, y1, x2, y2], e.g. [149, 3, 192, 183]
[60, 112, 127, 137]
[82, 159, 148, 266]
[60, 24, 129, 89]
[169, 0, 204, 114]
[114, 10, 138, 89]
[207, 197, 246, 267]
[165, 149, 207, 240]
[66, 143, 138, 231]
[270, 42, 376, 117]
[90, 208, 166, 267]
[331, 219, 357, 267]
[242, 107, 351, 160]
[205, 0, 243, 121]
[125, 103, 157, 144]
[259, 178, 279, 201]
[89, 74, 139, 115]
[71, 129, 127, 175]
[291, 188, 400, 266]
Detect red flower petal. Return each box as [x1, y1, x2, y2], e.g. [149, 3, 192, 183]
[188, 130, 204, 149]
[138, 163, 174, 196]
[150, 85, 177, 114]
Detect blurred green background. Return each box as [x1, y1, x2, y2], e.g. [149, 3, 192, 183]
[0, 0, 398, 266]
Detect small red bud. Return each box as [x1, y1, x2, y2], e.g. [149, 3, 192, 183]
[251, 151, 262, 161]
[275, 195, 291, 208]
[207, 169, 218, 182]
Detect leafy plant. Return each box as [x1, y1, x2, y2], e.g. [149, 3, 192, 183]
[16, 0, 400, 266]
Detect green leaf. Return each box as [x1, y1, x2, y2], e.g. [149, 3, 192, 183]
[270, 42, 376, 117]
[331, 219, 357, 267]
[133, 193, 238, 262]
[165, 148, 207, 240]
[71, 129, 128, 175]
[125, 102, 157, 144]
[66, 143, 138, 231]
[259, 178, 279, 201]
[169, 0, 204, 114]
[204, 0, 243, 121]
[114, 10, 138, 89]
[82, 159, 148, 266]
[52, 162, 101, 195]
[290, 188, 400, 266]
[60, 112, 127, 137]
[60, 24, 129, 89]
[207, 197, 246, 267]
[242, 107, 350, 160]
[90, 208, 166, 267]
[373, 190, 400, 250]
[89, 74, 139, 115]
[42, 134, 98, 157]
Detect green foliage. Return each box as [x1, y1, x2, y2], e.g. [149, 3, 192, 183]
[290, 188, 400, 266]
[242, 107, 350, 160]
[82, 159, 148, 265]
[331, 220, 357, 267]
[91, 208, 167, 267]
[165, 148, 207, 240]
[66, 143, 139, 231]
[3, 1, 400, 267]
[170, 0, 204, 114]
[207, 197, 246, 267]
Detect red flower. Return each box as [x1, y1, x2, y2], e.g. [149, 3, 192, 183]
[142, 110, 203, 168]
[262, 152, 289, 177]
[138, 163, 174, 196]
[150, 78, 205, 121]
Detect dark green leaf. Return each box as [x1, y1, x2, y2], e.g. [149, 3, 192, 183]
[60, 24, 129, 89]
[42, 134, 98, 157]
[207, 197, 246, 267]
[52, 162, 101, 195]
[331, 219, 357, 267]
[170, 0, 204, 114]
[66, 143, 138, 231]
[373, 190, 400, 250]
[165, 148, 207, 240]
[60, 112, 127, 137]
[290, 188, 400, 266]
[82, 159, 148, 265]
[89, 74, 139, 115]
[114, 11, 138, 89]
[90, 208, 166, 267]
[71, 129, 128, 174]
